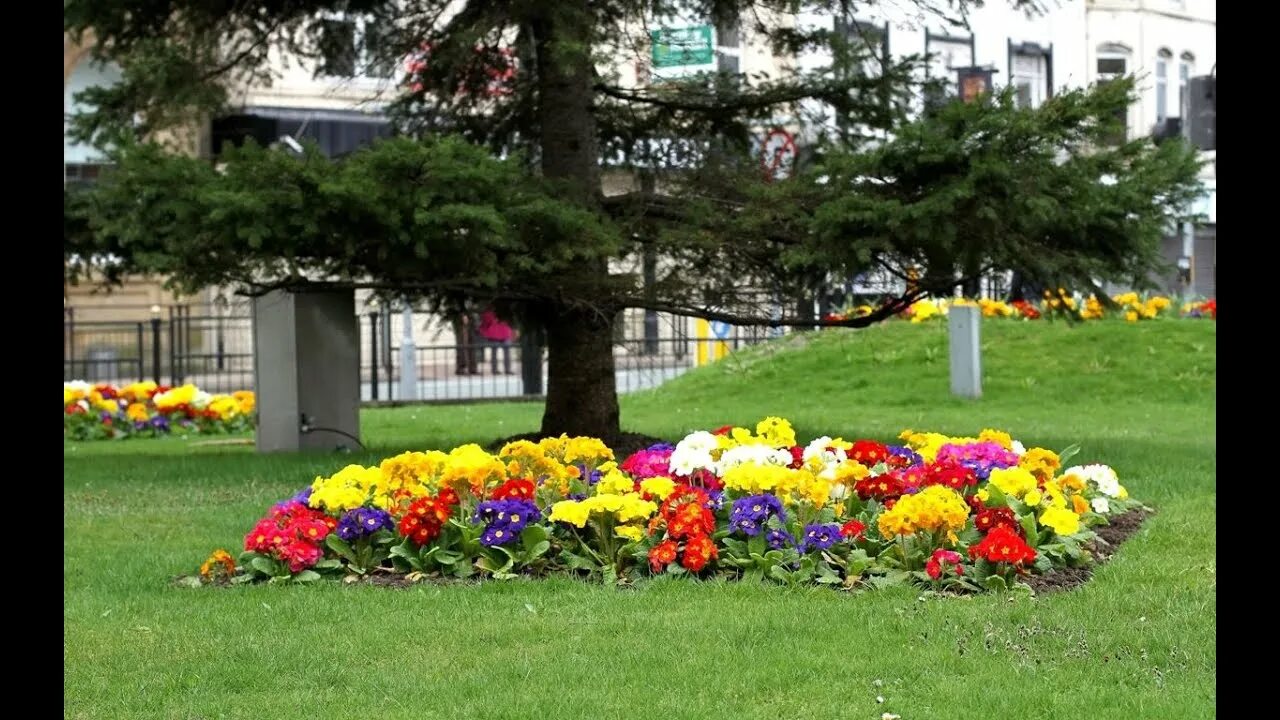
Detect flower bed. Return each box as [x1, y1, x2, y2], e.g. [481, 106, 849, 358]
[64, 381, 256, 441]
[830, 292, 1213, 323]
[194, 418, 1145, 594]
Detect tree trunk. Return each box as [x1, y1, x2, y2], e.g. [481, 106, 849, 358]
[530, 3, 622, 439]
[540, 307, 621, 438]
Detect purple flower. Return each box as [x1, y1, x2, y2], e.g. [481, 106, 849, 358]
[473, 499, 540, 546]
[765, 529, 792, 550]
[149, 416, 170, 431]
[337, 507, 392, 541]
[584, 467, 603, 486]
[798, 523, 842, 553]
[647, 443, 675, 453]
[291, 486, 314, 505]
[886, 445, 924, 467]
[730, 494, 785, 523]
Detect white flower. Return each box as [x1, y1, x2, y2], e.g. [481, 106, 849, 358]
[668, 431, 719, 476]
[192, 390, 213, 410]
[803, 436, 848, 479]
[1065, 464, 1122, 497]
[1011, 440, 1026, 455]
[715, 444, 792, 474]
[829, 483, 849, 501]
[1091, 497, 1111, 514]
[64, 380, 92, 394]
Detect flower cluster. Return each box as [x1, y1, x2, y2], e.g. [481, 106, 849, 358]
[64, 380, 255, 441]
[827, 291, 1201, 325]
[206, 418, 1145, 592]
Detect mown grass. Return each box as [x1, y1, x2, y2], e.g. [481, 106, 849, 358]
[64, 319, 1216, 719]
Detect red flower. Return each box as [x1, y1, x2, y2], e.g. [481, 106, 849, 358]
[649, 540, 679, 573]
[849, 440, 890, 466]
[712, 425, 734, 436]
[244, 519, 278, 552]
[854, 474, 903, 501]
[492, 479, 535, 501]
[974, 506, 1021, 535]
[94, 383, 118, 399]
[966, 494, 986, 513]
[924, 461, 977, 491]
[788, 446, 805, 469]
[65, 404, 86, 414]
[1012, 300, 1041, 320]
[968, 525, 1036, 566]
[839, 519, 866, 540]
[659, 486, 716, 539]
[277, 540, 322, 573]
[925, 549, 964, 579]
[292, 518, 331, 543]
[680, 533, 718, 573]
[437, 487, 461, 506]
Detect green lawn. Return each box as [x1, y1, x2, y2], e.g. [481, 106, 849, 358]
[64, 320, 1216, 719]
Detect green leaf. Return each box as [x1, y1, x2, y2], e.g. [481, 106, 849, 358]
[1057, 443, 1081, 466]
[527, 540, 551, 560]
[1020, 513, 1040, 548]
[292, 570, 322, 583]
[249, 556, 280, 577]
[983, 574, 1009, 592]
[325, 534, 358, 564]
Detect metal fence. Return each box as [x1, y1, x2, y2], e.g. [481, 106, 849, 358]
[63, 303, 773, 402]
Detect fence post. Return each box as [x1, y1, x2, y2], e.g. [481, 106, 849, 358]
[948, 304, 982, 398]
[398, 301, 419, 401]
[368, 312, 379, 401]
[150, 305, 163, 384]
[66, 307, 76, 379]
[520, 324, 544, 396]
[136, 323, 144, 382]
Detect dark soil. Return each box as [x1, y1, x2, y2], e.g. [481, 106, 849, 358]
[487, 431, 671, 458]
[1023, 508, 1153, 594]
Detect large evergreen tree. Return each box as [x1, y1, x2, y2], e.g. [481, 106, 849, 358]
[64, 0, 1204, 440]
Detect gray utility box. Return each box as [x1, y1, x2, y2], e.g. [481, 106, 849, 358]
[252, 288, 361, 452]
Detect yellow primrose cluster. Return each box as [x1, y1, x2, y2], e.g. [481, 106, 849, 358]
[720, 463, 834, 508]
[378, 450, 450, 497]
[987, 467, 1039, 500]
[877, 486, 970, 538]
[1018, 448, 1061, 483]
[547, 493, 657, 529]
[898, 430, 971, 463]
[309, 464, 388, 512]
[441, 444, 509, 495]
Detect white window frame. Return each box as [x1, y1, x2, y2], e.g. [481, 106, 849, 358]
[1155, 48, 1172, 122]
[316, 12, 400, 83]
[1179, 52, 1196, 119]
[1011, 52, 1047, 109]
[1095, 44, 1132, 140]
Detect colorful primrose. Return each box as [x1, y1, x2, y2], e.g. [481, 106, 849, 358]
[200, 418, 1146, 593]
[64, 381, 256, 440]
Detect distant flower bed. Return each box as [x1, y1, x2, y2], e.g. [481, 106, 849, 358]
[64, 381, 255, 440]
[191, 417, 1146, 595]
[830, 292, 1212, 323]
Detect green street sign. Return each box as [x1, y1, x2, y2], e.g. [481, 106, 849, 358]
[651, 26, 714, 68]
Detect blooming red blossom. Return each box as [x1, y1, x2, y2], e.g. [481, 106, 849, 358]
[968, 525, 1036, 566]
[925, 549, 964, 580]
[649, 540, 679, 573]
[681, 534, 718, 572]
[839, 519, 866, 540]
[659, 486, 716, 539]
[492, 479, 535, 501]
[924, 461, 978, 491]
[849, 440, 890, 466]
[974, 506, 1021, 535]
[854, 474, 903, 501]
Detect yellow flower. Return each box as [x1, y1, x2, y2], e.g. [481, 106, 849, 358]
[1071, 494, 1089, 514]
[548, 500, 590, 528]
[1023, 489, 1043, 507]
[1125, 311, 1138, 323]
[755, 416, 797, 448]
[125, 402, 150, 422]
[614, 525, 643, 542]
[309, 464, 378, 512]
[987, 467, 1038, 499]
[1040, 506, 1081, 536]
[441, 444, 507, 494]
[596, 469, 636, 496]
[232, 390, 256, 414]
[876, 486, 969, 538]
[978, 429, 1014, 451]
[1019, 448, 1061, 482]
[1041, 480, 1067, 509]
[1117, 485, 1129, 499]
[639, 476, 676, 500]
[832, 460, 871, 485]
[976, 488, 990, 502]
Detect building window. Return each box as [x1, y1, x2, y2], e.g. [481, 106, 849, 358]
[1012, 52, 1047, 108]
[1179, 52, 1196, 117]
[64, 162, 107, 187]
[1156, 48, 1172, 122]
[1096, 46, 1131, 142]
[834, 17, 888, 78]
[316, 15, 398, 80]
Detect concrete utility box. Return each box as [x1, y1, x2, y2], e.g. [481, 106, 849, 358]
[252, 288, 361, 452]
[948, 304, 982, 399]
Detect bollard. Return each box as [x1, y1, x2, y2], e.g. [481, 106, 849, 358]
[948, 304, 982, 398]
[398, 302, 419, 401]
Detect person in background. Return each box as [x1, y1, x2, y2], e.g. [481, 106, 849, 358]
[452, 310, 479, 375]
[478, 307, 515, 375]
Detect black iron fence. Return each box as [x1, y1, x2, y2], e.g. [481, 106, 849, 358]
[64, 304, 773, 402]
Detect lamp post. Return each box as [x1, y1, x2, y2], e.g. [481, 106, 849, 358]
[150, 304, 163, 384]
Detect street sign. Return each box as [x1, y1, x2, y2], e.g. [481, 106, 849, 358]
[651, 26, 715, 68]
[710, 320, 732, 339]
[760, 127, 797, 181]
